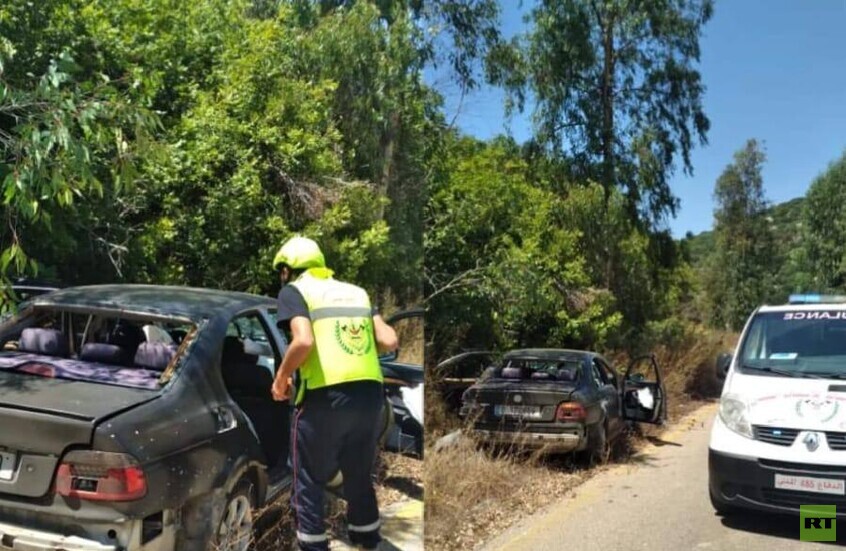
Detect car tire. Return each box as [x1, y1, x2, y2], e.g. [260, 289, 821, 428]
[709, 487, 738, 516]
[580, 422, 610, 466]
[176, 479, 256, 551]
[212, 481, 256, 551]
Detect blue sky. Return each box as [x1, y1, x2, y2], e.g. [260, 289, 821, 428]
[428, 0, 846, 237]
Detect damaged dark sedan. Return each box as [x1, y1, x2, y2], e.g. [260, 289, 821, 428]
[0, 285, 306, 551]
[460, 349, 667, 461]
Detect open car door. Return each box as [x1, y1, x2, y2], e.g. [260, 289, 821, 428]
[379, 308, 424, 455]
[434, 351, 497, 412]
[622, 354, 666, 424]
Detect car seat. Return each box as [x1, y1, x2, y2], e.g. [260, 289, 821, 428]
[219, 336, 289, 469]
[556, 368, 578, 382]
[80, 342, 132, 366]
[19, 328, 69, 357]
[500, 366, 523, 379]
[134, 342, 178, 371]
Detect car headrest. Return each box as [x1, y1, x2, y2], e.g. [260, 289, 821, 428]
[80, 343, 130, 366]
[501, 366, 523, 379]
[106, 321, 145, 355]
[222, 336, 258, 366]
[19, 328, 69, 357]
[531, 371, 553, 380]
[556, 369, 577, 382]
[134, 342, 178, 371]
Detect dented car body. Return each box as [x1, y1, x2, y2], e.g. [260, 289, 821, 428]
[0, 285, 296, 551]
[460, 349, 666, 458]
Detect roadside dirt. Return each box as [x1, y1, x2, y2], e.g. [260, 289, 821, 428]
[254, 451, 422, 550]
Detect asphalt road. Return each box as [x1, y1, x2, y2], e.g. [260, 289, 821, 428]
[333, 499, 423, 551]
[481, 403, 846, 550]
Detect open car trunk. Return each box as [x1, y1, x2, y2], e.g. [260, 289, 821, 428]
[0, 370, 158, 498]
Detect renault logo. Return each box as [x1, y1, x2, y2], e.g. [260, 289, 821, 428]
[804, 432, 821, 452]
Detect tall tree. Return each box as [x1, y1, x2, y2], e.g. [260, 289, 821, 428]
[488, 0, 712, 225]
[802, 151, 846, 291]
[707, 139, 776, 330]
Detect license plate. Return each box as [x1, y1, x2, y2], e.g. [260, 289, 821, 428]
[494, 405, 542, 419]
[0, 451, 16, 481]
[775, 473, 845, 495]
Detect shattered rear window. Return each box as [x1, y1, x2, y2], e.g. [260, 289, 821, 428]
[0, 308, 196, 390]
[498, 358, 582, 382]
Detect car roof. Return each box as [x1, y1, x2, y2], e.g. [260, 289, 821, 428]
[12, 277, 63, 290]
[503, 348, 593, 361]
[29, 284, 275, 320]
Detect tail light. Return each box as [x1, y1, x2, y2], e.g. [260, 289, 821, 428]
[55, 451, 147, 501]
[556, 402, 587, 422]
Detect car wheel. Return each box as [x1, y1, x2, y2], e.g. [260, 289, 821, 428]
[213, 482, 255, 551]
[581, 422, 610, 466]
[709, 487, 738, 516]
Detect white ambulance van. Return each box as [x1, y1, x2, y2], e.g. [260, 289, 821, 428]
[710, 294, 846, 516]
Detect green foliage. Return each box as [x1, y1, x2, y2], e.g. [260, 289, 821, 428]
[703, 139, 776, 330]
[802, 152, 846, 291]
[488, 0, 712, 226]
[559, 182, 692, 352]
[426, 136, 628, 361]
[0, 27, 158, 279]
[685, 196, 808, 306]
[1, 0, 440, 304]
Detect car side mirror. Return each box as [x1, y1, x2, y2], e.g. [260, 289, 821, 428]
[716, 352, 732, 379]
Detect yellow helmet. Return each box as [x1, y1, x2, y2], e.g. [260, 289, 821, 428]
[272, 236, 326, 271]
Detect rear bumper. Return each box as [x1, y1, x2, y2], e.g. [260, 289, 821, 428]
[0, 511, 177, 551]
[471, 427, 586, 452]
[0, 521, 117, 551]
[709, 448, 846, 518]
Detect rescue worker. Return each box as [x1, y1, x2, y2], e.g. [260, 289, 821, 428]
[270, 236, 398, 551]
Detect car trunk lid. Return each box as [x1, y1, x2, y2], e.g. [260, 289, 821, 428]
[467, 380, 576, 423]
[0, 371, 158, 498]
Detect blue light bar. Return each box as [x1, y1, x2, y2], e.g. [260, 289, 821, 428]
[789, 293, 846, 304]
[789, 294, 821, 304]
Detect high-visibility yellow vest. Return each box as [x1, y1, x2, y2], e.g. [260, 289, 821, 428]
[290, 268, 382, 404]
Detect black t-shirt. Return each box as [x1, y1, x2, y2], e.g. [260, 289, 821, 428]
[276, 285, 310, 335]
[275, 285, 379, 334]
[276, 284, 382, 403]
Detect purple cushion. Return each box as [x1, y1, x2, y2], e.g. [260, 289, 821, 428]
[501, 367, 523, 379]
[80, 343, 130, 366]
[19, 328, 69, 357]
[134, 342, 177, 371]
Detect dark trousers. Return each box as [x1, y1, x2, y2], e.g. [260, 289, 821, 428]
[291, 381, 383, 551]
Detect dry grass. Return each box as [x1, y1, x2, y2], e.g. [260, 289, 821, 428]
[424, 326, 739, 551]
[424, 437, 587, 551]
[394, 316, 424, 365]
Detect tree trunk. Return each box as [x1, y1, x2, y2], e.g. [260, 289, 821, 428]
[600, 12, 615, 212]
[379, 111, 400, 220]
[600, 10, 616, 287]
